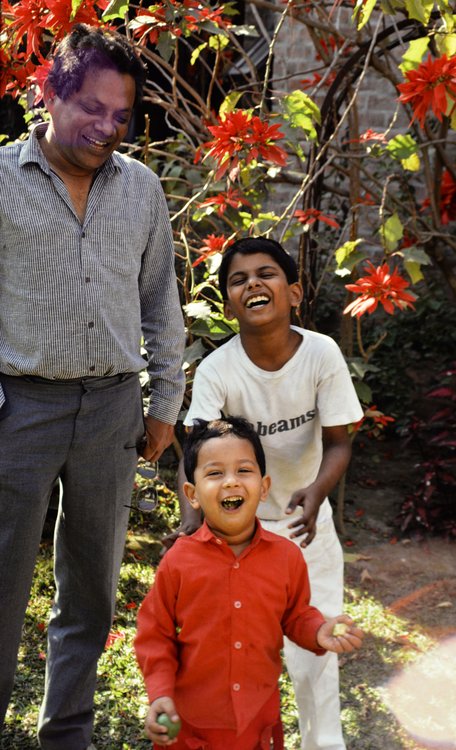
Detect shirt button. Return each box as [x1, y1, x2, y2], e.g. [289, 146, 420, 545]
[81, 232, 86, 238]
[89, 366, 95, 372]
[233, 683, 241, 691]
[234, 641, 242, 649]
[85, 277, 91, 283]
[233, 561, 240, 569]
[234, 601, 242, 609]
[215, 539, 222, 545]
[88, 322, 94, 328]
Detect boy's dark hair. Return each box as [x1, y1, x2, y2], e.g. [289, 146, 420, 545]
[47, 23, 146, 108]
[184, 416, 266, 483]
[218, 237, 299, 300]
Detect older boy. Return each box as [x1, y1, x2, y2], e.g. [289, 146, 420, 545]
[136, 417, 363, 749]
[177, 237, 364, 749]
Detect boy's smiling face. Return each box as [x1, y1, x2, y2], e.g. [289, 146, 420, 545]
[184, 434, 270, 551]
[223, 252, 302, 329]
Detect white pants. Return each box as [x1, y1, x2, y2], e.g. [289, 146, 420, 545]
[261, 516, 346, 750]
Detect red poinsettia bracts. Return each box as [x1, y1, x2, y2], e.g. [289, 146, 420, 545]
[344, 261, 416, 318]
[131, 0, 229, 45]
[421, 169, 456, 225]
[397, 54, 456, 128]
[192, 234, 232, 267]
[439, 170, 456, 224]
[294, 208, 340, 228]
[199, 110, 288, 179]
[198, 188, 251, 216]
[4, 0, 50, 61]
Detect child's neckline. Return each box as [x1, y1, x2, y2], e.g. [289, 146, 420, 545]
[240, 328, 303, 372]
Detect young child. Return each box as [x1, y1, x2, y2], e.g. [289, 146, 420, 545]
[176, 237, 365, 750]
[135, 417, 363, 749]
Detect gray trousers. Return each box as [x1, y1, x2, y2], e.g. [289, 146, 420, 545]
[0, 373, 144, 750]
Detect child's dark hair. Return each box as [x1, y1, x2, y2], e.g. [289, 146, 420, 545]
[47, 23, 146, 108]
[218, 237, 299, 300]
[184, 416, 266, 483]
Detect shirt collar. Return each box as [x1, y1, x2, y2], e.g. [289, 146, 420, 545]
[194, 518, 274, 551]
[19, 123, 122, 177]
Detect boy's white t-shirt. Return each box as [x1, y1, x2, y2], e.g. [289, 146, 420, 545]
[184, 327, 364, 524]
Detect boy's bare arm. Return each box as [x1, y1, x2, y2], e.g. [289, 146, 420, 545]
[161, 457, 203, 551]
[285, 425, 352, 546]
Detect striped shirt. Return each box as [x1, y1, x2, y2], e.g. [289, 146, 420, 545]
[0, 124, 185, 422]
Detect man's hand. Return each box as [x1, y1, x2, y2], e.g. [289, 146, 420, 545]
[145, 696, 180, 745]
[285, 484, 322, 547]
[142, 416, 174, 463]
[317, 615, 364, 653]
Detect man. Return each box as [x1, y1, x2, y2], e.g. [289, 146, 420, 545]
[0, 24, 185, 750]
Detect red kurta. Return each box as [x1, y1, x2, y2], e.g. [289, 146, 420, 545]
[135, 520, 326, 736]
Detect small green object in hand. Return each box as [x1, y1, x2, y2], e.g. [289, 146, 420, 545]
[333, 622, 349, 637]
[157, 713, 182, 739]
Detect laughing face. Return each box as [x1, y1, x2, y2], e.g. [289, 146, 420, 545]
[223, 252, 302, 331]
[184, 434, 270, 551]
[42, 66, 135, 177]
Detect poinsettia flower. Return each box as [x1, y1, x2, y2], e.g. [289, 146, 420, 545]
[397, 54, 456, 128]
[43, 0, 105, 39]
[294, 208, 340, 228]
[422, 170, 456, 225]
[198, 110, 288, 179]
[352, 405, 395, 434]
[4, 0, 49, 61]
[198, 188, 251, 216]
[3, 54, 38, 99]
[300, 71, 337, 90]
[347, 128, 388, 144]
[344, 261, 417, 317]
[28, 60, 52, 104]
[192, 234, 232, 267]
[439, 170, 456, 224]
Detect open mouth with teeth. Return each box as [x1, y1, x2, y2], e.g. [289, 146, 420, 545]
[221, 497, 244, 510]
[246, 295, 270, 309]
[83, 135, 110, 151]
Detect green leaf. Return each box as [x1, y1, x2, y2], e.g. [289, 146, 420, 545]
[283, 91, 321, 142]
[386, 133, 418, 160]
[404, 0, 434, 23]
[219, 91, 243, 118]
[386, 133, 421, 169]
[352, 0, 377, 29]
[157, 32, 175, 62]
[189, 317, 237, 340]
[401, 152, 420, 171]
[335, 239, 364, 268]
[102, 0, 129, 20]
[435, 30, 456, 57]
[191, 43, 207, 66]
[354, 380, 373, 404]
[208, 34, 229, 51]
[379, 214, 403, 253]
[182, 339, 206, 369]
[404, 260, 424, 283]
[334, 250, 366, 277]
[398, 37, 429, 73]
[394, 246, 432, 282]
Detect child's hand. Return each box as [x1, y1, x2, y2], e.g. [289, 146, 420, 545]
[145, 697, 181, 745]
[317, 615, 364, 653]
